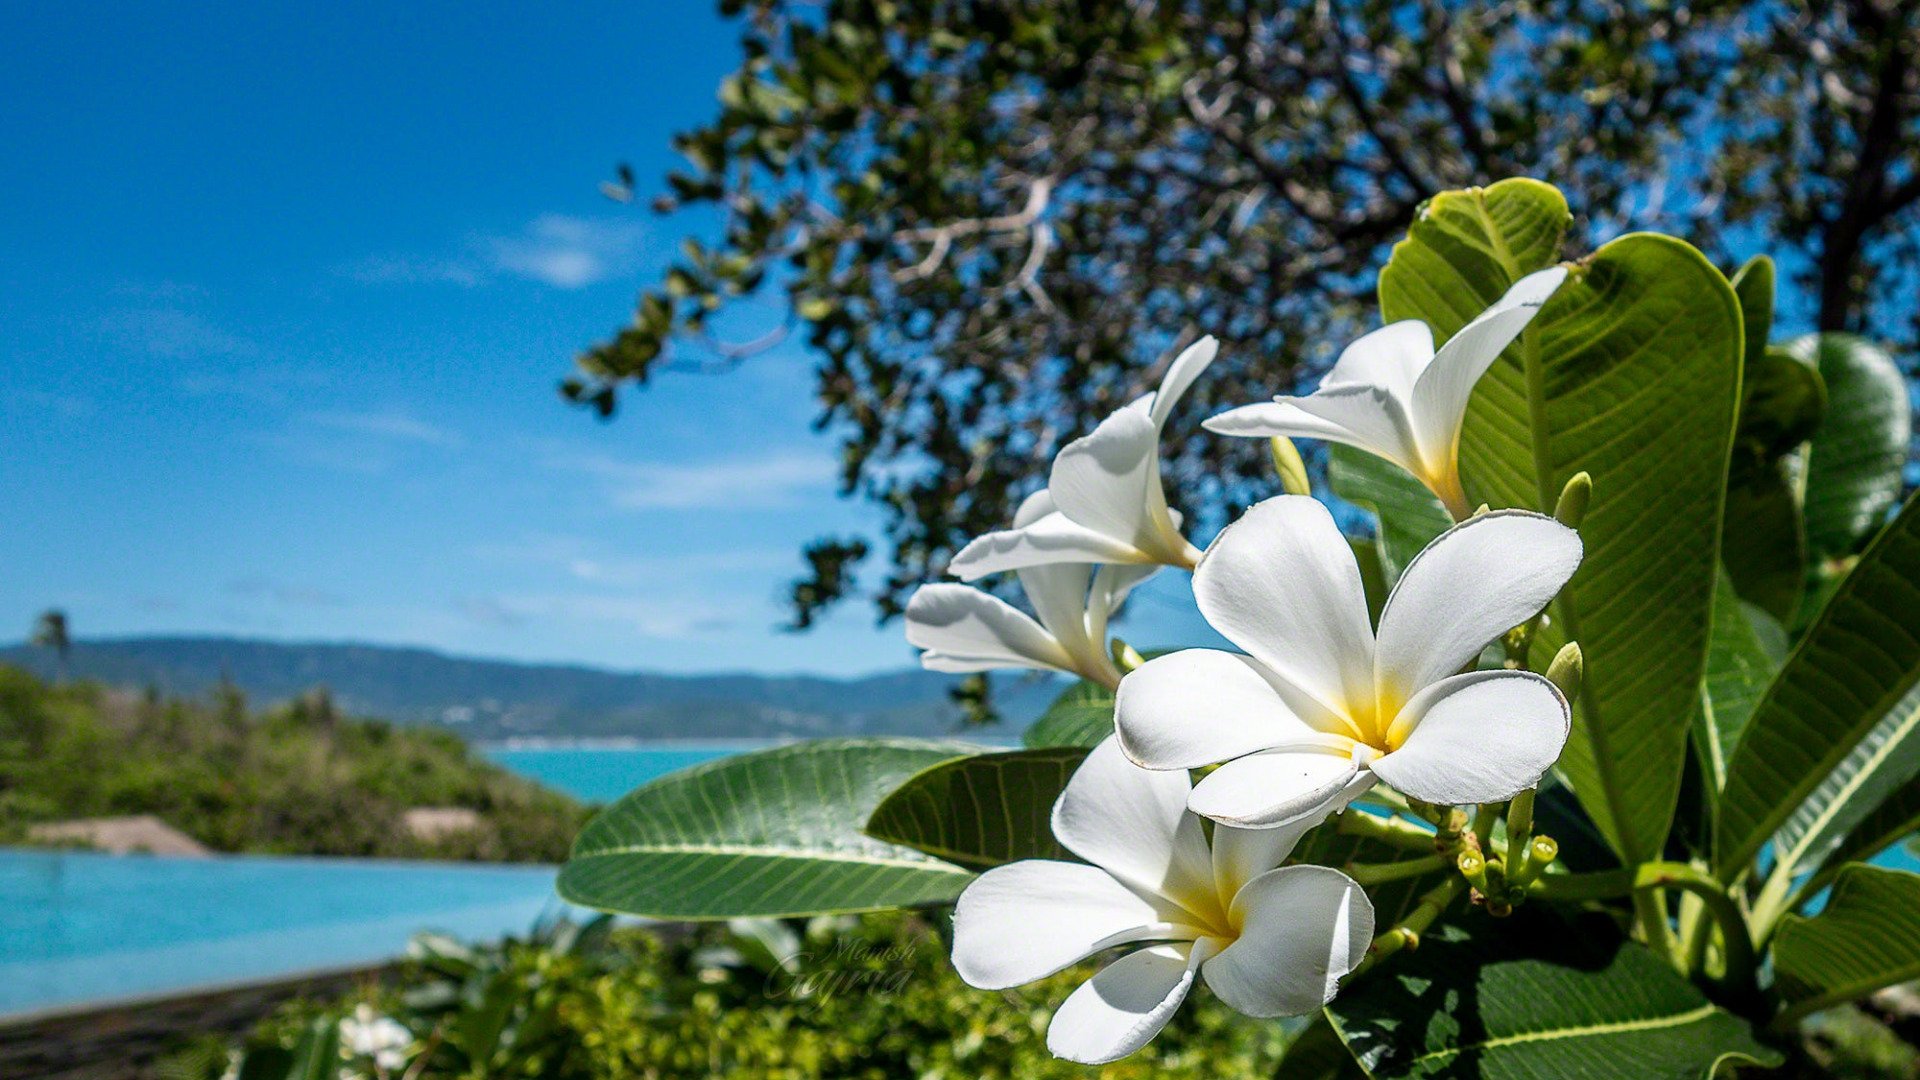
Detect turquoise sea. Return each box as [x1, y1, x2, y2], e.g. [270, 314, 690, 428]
[485, 742, 765, 803]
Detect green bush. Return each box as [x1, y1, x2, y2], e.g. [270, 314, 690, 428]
[196, 913, 1290, 1080]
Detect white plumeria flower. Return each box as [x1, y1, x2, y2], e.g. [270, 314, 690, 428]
[1117, 495, 1580, 828]
[952, 737, 1373, 1065]
[340, 1004, 411, 1071]
[908, 491, 1153, 688]
[1206, 268, 1567, 518]
[948, 337, 1219, 578]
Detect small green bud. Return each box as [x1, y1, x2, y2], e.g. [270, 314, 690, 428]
[1530, 835, 1559, 865]
[1546, 643, 1584, 701]
[1109, 638, 1146, 673]
[1554, 472, 1592, 529]
[1269, 437, 1311, 497]
[1457, 850, 1484, 876]
[1471, 503, 1492, 518]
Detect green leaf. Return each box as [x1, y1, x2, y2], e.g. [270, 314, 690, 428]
[1729, 255, 1775, 370]
[559, 738, 980, 919]
[1722, 343, 1823, 621]
[287, 1018, 341, 1080]
[1383, 186, 1744, 865]
[1275, 1015, 1367, 1079]
[1378, 178, 1571, 337]
[1692, 570, 1778, 797]
[864, 747, 1085, 869]
[1813, 714, 1920, 878]
[1774, 865, 1920, 1022]
[1720, 458, 1810, 624]
[1020, 679, 1115, 748]
[1326, 909, 1780, 1078]
[1717, 493, 1920, 878]
[1328, 443, 1451, 582]
[1772, 677, 1920, 884]
[1792, 334, 1911, 562]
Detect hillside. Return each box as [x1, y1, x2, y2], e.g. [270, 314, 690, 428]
[0, 665, 586, 861]
[0, 636, 1058, 740]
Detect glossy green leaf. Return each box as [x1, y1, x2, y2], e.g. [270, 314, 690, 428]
[1378, 178, 1571, 335]
[1729, 255, 1774, 369]
[1692, 571, 1777, 797]
[1327, 443, 1452, 582]
[1020, 679, 1114, 749]
[1382, 184, 1743, 864]
[1772, 677, 1920, 882]
[864, 747, 1085, 869]
[1792, 334, 1911, 561]
[1774, 864, 1920, 1022]
[560, 738, 979, 919]
[1720, 459, 1809, 624]
[1722, 342, 1823, 621]
[1789, 680, 1920, 883]
[1274, 1015, 1367, 1080]
[1717, 493, 1920, 878]
[1327, 909, 1780, 1078]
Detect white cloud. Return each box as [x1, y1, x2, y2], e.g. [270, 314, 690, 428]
[472, 533, 792, 587]
[454, 591, 738, 640]
[554, 449, 838, 511]
[308, 409, 464, 448]
[344, 255, 483, 287]
[103, 308, 255, 359]
[346, 214, 650, 291]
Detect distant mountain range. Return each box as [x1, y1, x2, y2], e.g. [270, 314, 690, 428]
[0, 636, 1059, 741]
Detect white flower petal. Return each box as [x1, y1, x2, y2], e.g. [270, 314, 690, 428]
[951, 860, 1186, 990]
[1203, 387, 1421, 482]
[1115, 649, 1342, 770]
[1011, 487, 1059, 529]
[905, 584, 1073, 674]
[1046, 942, 1211, 1065]
[1016, 560, 1100, 660]
[1188, 748, 1361, 830]
[1054, 738, 1217, 913]
[1373, 510, 1582, 702]
[1204, 865, 1374, 1017]
[948, 510, 1150, 579]
[1208, 772, 1377, 901]
[1323, 319, 1432, 400]
[1371, 669, 1571, 805]
[1049, 401, 1163, 550]
[1148, 336, 1219, 429]
[1409, 267, 1566, 469]
[1193, 496, 1376, 724]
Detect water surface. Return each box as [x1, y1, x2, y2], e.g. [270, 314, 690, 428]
[0, 849, 565, 1017]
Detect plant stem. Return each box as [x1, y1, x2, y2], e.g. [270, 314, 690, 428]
[1530, 862, 1755, 992]
[1336, 809, 1439, 851]
[1505, 788, 1537, 880]
[1347, 876, 1465, 981]
[1345, 852, 1450, 886]
[1634, 889, 1680, 964]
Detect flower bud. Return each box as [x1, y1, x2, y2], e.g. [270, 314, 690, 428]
[1546, 642, 1584, 702]
[1269, 437, 1312, 497]
[1554, 472, 1592, 529]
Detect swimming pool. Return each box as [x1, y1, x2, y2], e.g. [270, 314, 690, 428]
[0, 849, 570, 1017]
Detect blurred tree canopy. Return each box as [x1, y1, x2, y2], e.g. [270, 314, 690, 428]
[566, 0, 1920, 628]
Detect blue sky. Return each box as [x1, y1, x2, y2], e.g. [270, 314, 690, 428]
[0, 2, 1213, 676]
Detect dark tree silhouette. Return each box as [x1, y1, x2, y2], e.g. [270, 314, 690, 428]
[569, 0, 1920, 626]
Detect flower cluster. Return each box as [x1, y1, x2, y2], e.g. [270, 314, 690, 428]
[908, 276, 1583, 1063]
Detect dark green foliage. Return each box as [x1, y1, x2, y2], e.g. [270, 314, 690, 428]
[569, 1, 1920, 627]
[1326, 909, 1780, 1078]
[192, 913, 1291, 1079]
[0, 665, 586, 862]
